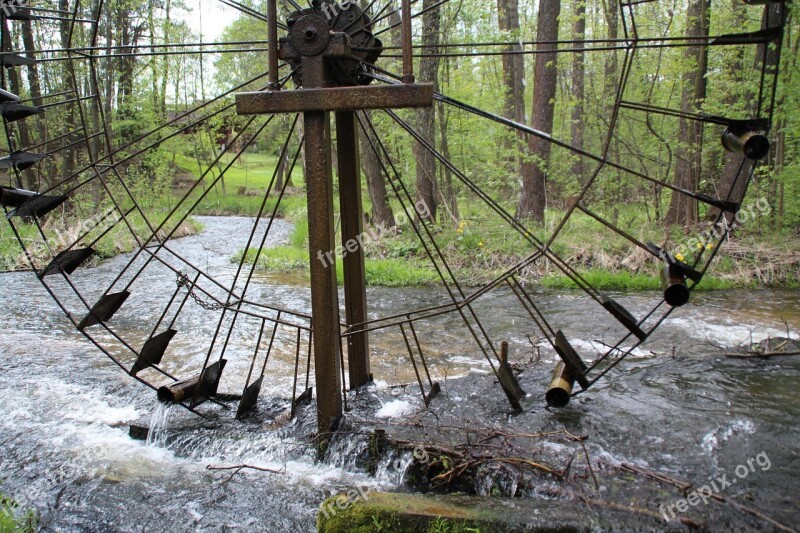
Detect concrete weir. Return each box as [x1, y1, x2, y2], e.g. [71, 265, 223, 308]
[317, 492, 684, 532]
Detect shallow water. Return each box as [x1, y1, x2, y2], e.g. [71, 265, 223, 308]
[0, 216, 797, 531]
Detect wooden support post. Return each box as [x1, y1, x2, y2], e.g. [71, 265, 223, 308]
[336, 110, 371, 389]
[303, 55, 343, 435]
[401, 0, 414, 83]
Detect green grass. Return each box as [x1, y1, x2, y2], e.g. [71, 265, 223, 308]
[0, 208, 202, 272]
[4, 149, 797, 290]
[233, 193, 799, 290]
[540, 270, 737, 291]
[173, 152, 305, 192]
[235, 246, 442, 287]
[0, 491, 37, 533]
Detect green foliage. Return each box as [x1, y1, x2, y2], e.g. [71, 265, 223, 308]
[0, 491, 37, 533]
[235, 246, 442, 287]
[3, 0, 799, 290]
[541, 271, 736, 292]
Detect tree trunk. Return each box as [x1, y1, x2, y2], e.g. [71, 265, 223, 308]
[603, 0, 621, 221]
[21, 21, 44, 116]
[713, 3, 783, 222]
[360, 111, 396, 230]
[517, 0, 561, 223]
[388, 0, 402, 50]
[437, 99, 459, 224]
[413, 0, 442, 224]
[58, 0, 77, 181]
[497, 0, 526, 178]
[160, 0, 171, 116]
[664, 0, 710, 228]
[2, 21, 35, 188]
[497, 0, 526, 125]
[570, 0, 586, 183]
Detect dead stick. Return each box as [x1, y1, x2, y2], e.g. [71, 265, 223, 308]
[578, 440, 599, 491]
[582, 498, 665, 521]
[488, 457, 562, 478]
[207, 464, 284, 474]
[711, 494, 797, 533]
[725, 351, 800, 359]
[613, 462, 693, 492]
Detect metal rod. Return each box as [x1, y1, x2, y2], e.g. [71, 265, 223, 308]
[291, 328, 302, 419]
[268, 0, 280, 90]
[401, 0, 414, 82]
[400, 323, 427, 403]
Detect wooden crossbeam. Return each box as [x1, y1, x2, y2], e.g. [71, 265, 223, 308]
[236, 84, 434, 115]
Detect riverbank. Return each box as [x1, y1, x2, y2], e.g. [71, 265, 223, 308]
[3, 181, 798, 289]
[0, 213, 201, 272]
[235, 195, 800, 290]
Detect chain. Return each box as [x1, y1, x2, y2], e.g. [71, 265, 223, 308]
[176, 272, 225, 311]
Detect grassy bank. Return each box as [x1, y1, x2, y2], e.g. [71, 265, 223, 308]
[236, 197, 800, 289]
[4, 154, 797, 289]
[0, 211, 201, 272]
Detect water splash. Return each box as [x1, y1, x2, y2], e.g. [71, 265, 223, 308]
[701, 418, 757, 456]
[147, 402, 176, 447]
[374, 450, 413, 486]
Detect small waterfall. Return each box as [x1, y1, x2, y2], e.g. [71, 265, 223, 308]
[146, 402, 175, 447]
[374, 449, 413, 486]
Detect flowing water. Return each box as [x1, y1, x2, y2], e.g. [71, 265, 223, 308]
[0, 217, 797, 531]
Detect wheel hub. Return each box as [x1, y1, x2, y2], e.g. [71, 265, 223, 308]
[283, 2, 383, 87]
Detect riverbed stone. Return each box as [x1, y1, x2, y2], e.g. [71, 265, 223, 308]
[317, 491, 685, 532]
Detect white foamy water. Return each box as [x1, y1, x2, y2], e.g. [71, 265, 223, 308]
[375, 399, 415, 418]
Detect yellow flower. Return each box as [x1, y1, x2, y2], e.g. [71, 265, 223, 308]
[479, 241, 485, 247]
[696, 243, 704, 250]
[706, 243, 714, 250]
[675, 253, 685, 262]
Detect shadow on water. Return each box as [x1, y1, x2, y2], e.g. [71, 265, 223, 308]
[0, 217, 797, 531]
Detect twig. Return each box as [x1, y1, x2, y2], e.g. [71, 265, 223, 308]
[608, 462, 693, 493]
[711, 494, 797, 533]
[487, 457, 562, 478]
[207, 464, 285, 484]
[582, 497, 667, 521]
[578, 440, 599, 491]
[431, 460, 475, 486]
[725, 351, 800, 359]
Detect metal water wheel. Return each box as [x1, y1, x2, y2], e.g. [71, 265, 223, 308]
[0, 0, 787, 435]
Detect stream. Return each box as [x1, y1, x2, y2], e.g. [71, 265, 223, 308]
[0, 216, 797, 531]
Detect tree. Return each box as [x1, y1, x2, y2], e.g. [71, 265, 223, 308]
[361, 111, 396, 229]
[497, 0, 526, 126]
[413, 0, 442, 224]
[664, 0, 711, 227]
[715, 2, 785, 222]
[517, 0, 561, 223]
[497, 0, 527, 189]
[570, 0, 587, 183]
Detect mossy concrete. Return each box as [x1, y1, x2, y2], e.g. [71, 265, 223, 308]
[317, 491, 684, 532]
